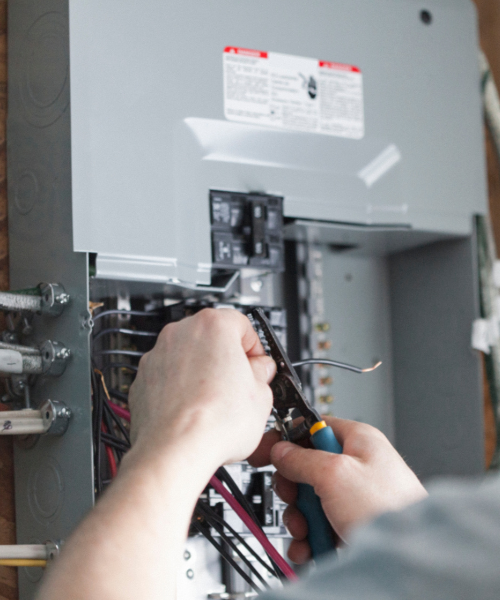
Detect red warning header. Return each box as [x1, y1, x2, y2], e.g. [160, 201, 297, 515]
[319, 60, 361, 73]
[224, 46, 268, 59]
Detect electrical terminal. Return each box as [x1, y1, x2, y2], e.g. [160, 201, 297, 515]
[319, 395, 334, 404]
[317, 340, 332, 350]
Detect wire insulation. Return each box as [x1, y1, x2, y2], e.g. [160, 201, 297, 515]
[93, 309, 160, 322]
[210, 475, 297, 581]
[292, 358, 382, 374]
[0, 560, 46, 567]
[108, 402, 131, 422]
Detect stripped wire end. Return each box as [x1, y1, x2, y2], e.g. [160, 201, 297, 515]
[361, 361, 382, 373]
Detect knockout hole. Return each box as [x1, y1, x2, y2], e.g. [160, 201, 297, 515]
[420, 9, 432, 24]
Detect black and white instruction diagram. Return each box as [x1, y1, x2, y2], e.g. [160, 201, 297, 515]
[223, 46, 364, 139]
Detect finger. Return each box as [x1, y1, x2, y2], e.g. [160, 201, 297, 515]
[248, 355, 277, 384]
[270, 441, 341, 487]
[272, 472, 297, 504]
[282, 505, 308, 541]
[322, 415, 387, 458]
[287, 539, 311, 565]
[247, 429, 281, 467]
[219, 309, 267, 357]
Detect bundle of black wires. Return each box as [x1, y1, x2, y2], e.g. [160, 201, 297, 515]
[90, 306, 285, 592]
[193, 499, 280, 593]
[91, 364, 131, 494]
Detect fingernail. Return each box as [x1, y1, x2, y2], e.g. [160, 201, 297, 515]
[272, 442, 294, 463]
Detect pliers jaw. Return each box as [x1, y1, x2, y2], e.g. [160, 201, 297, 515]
[252, 308, 322, 443]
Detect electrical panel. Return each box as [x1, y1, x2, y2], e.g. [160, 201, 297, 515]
[5, 0, 487, 598]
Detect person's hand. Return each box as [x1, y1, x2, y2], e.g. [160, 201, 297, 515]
[127, 308, 276, 472]
[249, 416, 428, 564]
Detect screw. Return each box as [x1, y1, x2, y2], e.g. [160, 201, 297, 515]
[314, 322, 330, 332]
[319, 376, 333, 386]
[186, 569, 194, 579]
[56, 348, 71, 360]
[317, 340, 331, 350]
[57, 293, 70, 305]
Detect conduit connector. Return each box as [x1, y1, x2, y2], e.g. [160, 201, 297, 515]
[0, 283, 70, 317]
[0, 541, 62, 568]
[0, 340, 71, 377]
[0, 400, 72, 436]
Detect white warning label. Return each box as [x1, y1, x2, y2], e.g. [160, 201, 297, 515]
[223, 47, 364, 139]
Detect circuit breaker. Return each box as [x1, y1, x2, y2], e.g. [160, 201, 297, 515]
[6, 0, 486, 598]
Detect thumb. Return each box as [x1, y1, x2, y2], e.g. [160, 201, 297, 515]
[248, 354, 276, 383]
[271, 441, 338, 488]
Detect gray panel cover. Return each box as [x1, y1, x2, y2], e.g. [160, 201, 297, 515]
[69, 0, 487, 285]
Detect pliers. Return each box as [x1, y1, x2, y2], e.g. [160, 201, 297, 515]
[251, 308, 342, 558]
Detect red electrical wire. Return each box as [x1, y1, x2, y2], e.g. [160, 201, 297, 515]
[210, 474, 297, 581]
[107, 401, 295, 579]
[109, 402, 131, 422]
[101, 423, 118, 478]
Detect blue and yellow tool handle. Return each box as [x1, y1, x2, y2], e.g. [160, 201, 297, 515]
[296, 421, 342, 560]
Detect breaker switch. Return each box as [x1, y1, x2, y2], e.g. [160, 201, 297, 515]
[210, 190, 284, 271]
[251, 202, 267, 258]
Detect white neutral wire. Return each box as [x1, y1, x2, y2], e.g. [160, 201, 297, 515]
[0, 545, 47, 560]
[0, 409, 46, 435]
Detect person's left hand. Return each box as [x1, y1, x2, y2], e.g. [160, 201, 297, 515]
[127, 308, 276, 473]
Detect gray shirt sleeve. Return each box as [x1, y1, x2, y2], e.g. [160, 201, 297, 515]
[259, 474, 500, 600]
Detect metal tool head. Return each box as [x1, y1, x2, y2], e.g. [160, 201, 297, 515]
[251, 308, 321, 441]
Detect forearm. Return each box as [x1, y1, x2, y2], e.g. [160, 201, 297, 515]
[37, 439, 213, 600]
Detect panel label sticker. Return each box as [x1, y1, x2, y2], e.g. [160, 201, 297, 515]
[223, 47, 364, 139]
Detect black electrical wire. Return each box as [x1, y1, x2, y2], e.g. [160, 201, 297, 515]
[216, 467, 261, 527]
[109, 388, 129, 403]
[197, 504, 270, 589]
[216, 467, 284, 579]
[94, 350, 145, 358]
[93, 328, 159, 344]
[91, 366, 104, 495]
[93, 368, 131, 447]
[292, 358, 382, 374]
[191, 520, 262, 594]
[101, 362, 139, 374]
[103, 399, 131, 446]
[93, 309, 161, 322]
[101, 432, 131, 452]
[197, 501, 276, 580]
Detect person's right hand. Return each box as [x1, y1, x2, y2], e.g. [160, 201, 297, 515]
[248, 417, 428, 564]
